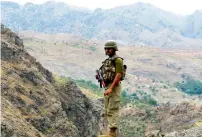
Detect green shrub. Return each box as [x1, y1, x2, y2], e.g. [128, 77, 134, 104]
[174, 78, 202, 95]
[89, 45, 97, 51]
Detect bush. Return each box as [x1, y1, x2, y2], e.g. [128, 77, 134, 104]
[148, 98, 157, 106]
[89, 46, 97, 51]
[121, 90, 127, 97]
[174, 78, 202, 95]
[74, 79, 99, 90]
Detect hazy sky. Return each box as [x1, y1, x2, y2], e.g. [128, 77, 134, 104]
[1, 0, 202, 15]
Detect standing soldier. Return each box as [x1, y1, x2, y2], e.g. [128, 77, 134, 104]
[97, 40, 125, 137]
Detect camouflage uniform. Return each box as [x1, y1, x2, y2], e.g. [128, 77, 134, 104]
[100, 40, 123, 137]
[104, 56, 122, 129]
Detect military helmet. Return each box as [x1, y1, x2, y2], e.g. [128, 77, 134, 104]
[104, 40, 118, 51]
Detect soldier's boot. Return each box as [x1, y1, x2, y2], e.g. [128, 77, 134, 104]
[99, 128, 117, 137]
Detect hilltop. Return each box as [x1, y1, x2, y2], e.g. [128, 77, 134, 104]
[1, 1, 202, 48]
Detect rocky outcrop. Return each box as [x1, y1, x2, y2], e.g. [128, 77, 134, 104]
[145, 126, 202, 137]
[161, 101, 202, 133]
[146, 101, 202, 137]
[128, 101, 202, 137]
[1, 24, 23, 47]
[1, 25, 102, 137]
[57, 81, 102, 136]
[165, 126, 202, 137]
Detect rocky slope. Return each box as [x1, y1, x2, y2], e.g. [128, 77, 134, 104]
[1, 24, 103, 137]
[120, 101, 202, 137]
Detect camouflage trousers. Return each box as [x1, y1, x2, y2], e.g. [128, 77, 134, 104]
[104, 83, 121, 129]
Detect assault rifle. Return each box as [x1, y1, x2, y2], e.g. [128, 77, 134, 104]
[95, 69, 106, 89]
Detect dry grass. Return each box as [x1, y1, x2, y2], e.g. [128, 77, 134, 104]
[195, 121, 202, 127]
[18, 31, 202, 104]
[2, 97, 45, 137]
[19, 94, 34, 105]
[79, 87, 102, 99]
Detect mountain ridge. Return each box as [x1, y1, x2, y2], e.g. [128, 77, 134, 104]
[1, 1, 202, 48]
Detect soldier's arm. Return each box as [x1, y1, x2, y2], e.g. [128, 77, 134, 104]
[108, 58, 123, 90]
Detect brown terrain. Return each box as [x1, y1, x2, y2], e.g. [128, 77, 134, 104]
[18, 31, 202, 104]
[1, 25, 103, 137]
[1, 25, 202, 137]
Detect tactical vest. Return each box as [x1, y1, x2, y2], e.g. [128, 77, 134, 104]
[100, 55, 127, 84]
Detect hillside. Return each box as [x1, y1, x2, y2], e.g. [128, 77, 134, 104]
[1, 24, 202, 137]
[119, 101, 202, 137]
[18, 30, 202, 105]
[1, 24, 102, 137]
[1, 1, 202, 48]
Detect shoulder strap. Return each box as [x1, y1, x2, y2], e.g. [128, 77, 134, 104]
[110, 55, 123, 61]
[102, 57, 109, 63]
[101, 55, 123, 66]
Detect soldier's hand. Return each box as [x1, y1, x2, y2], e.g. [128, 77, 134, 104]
[104, 88, 113, 96]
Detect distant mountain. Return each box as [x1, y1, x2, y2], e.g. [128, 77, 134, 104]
[182, 10, 202, 38]
[1, 1, 202, 48]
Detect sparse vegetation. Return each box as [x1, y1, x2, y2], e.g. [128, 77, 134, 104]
[53, 74, 69, 86]
[143, 94, 158, 106]
[120, 116, 146, 137]
[89, 45, 97, 51]
[120, 89, 157, 108]
[72, 44, 81, 48]
[74, 79, 99, 90]
[73, 79, 104, 97]
[174, 78, 202, 95]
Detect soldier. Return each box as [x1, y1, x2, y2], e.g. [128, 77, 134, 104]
[98, 40, 125, 137]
